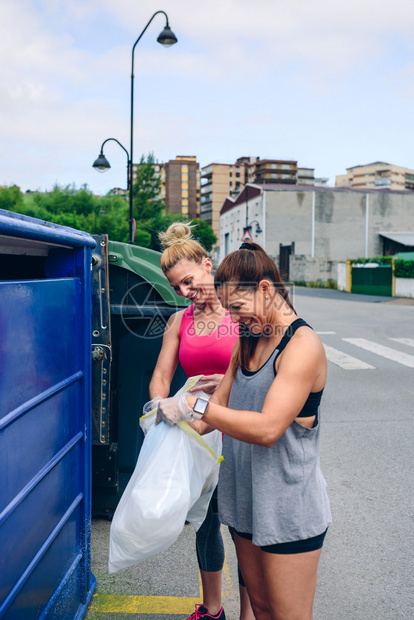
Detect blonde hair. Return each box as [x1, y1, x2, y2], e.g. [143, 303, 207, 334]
[158, 222, 208, 273]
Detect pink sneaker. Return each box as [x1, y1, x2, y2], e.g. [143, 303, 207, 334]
[187, 604, 226, 620]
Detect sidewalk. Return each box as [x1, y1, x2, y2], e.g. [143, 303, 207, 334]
[293, 285, 414, 304]
[86, 520, 241, 620]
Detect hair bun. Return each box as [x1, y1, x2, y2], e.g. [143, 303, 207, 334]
[158, 222, 196, 248]
[239, 242, 257, 250]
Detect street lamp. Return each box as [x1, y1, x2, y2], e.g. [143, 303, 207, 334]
[129, 11, 177, 243]
[247, 219, 263, 237]
[243, 184, 263, 239]
[93, 11, 177, 244]
[93, 138, 131, 221]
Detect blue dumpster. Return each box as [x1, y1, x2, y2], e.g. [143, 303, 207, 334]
[0, 209, 96, 619]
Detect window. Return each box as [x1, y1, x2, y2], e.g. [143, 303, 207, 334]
[182, 190, 188, 198]
[182, 182, 188, 190]
[182, 198, 188, 206]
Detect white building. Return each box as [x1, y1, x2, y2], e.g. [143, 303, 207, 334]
[219, 184, 414, 282]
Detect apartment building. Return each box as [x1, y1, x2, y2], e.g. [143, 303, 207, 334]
[253, 159, 315, 186]
[336, 162, 414, 191]
[200, 161, 249, 240]
[201, 156, 316, 240]
[161, 156, 200, 220]
[133, 155, 201, 220]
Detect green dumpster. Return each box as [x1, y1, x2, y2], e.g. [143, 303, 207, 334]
[91, 236, 189, 517]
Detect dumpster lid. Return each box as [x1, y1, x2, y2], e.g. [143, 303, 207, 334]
[0, 209, 96, 249]
[107, 240, 190, 307]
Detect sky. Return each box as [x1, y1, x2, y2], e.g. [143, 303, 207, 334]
[1, 0, 414, 195]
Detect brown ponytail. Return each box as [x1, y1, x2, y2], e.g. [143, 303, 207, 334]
[214, 243, 295, 373]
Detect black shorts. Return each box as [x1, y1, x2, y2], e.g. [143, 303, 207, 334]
[234, 528, 328, 555]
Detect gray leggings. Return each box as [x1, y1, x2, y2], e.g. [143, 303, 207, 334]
[195, 489, 225, 572]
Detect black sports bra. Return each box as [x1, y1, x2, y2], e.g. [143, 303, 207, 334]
[241, 318, 324, 417]
[275, 318, 323, 417]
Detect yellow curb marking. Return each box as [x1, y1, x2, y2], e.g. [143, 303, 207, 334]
[90, 594, 202, 614]
[90, 554, 233, 614]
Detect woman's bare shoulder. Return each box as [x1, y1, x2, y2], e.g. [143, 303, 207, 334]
[295, 324, 323, 346]
[165, 307, 187, 332]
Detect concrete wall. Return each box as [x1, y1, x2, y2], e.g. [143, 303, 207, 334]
[264, 188, 414, 262]
[395, 278, 414, 298]
[290, 255, 337, 283]
[337, 263, 347, 290]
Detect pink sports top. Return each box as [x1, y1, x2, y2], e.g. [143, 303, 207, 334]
[179, 305, 239, 378]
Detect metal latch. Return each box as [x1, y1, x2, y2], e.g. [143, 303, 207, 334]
[92, 344, 112, 444]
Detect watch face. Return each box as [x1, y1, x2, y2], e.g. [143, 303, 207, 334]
[194, 398, 209, 416]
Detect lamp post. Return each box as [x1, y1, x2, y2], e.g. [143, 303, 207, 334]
[93, 11, 177, 244]
[247, 219, 263, 237]
[129, 11, 177, 243]
[93, 138, 131, 234]
[243, 185, 263, 240]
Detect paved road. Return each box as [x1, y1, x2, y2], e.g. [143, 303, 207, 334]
[87, 289, 414, 620]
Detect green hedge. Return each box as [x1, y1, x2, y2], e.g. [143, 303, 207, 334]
[351, 257, 414, 278]
[394, 259, 414, 278]
[350, 256, 392, 265]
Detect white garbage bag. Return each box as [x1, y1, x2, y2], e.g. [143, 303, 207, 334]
[108, 377, 222, 574]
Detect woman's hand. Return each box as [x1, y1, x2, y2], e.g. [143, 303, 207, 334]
[157, 394, 195, 425]
[189, 374, 224, 394]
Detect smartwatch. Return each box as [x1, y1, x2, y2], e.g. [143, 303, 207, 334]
[193, 397, 209, 420]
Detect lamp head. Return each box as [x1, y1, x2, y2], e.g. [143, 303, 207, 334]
[93, 152, 111, 173]
[157, 25, 178, 47]
[255, 223, 263, 235]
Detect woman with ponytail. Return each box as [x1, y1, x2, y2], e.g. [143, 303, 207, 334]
[158, 242, 332, 620]
[149, 222, 254, 620]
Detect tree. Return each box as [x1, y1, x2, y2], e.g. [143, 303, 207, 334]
[191, 219, 217, 252]
[131, 153, 187, 250]
[0, 185, 24, 212]
[0, 168, 217, 253]
[3, 184, 131, 243]
[132, 153, 165, 220]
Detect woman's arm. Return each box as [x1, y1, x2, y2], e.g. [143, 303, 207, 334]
[186, 332, 326, 446]
[185, 343, 238, 435]
[149, 310, 183, 399]
[188, 373, 225, 394]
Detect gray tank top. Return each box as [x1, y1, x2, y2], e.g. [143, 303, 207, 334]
[218, 319, 332, 546]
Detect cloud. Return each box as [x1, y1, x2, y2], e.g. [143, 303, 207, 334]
[1, 0, 414, 194]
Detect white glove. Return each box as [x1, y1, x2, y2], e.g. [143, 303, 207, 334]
[143, 397, 162, 415]
[157, 393, 194, 425]
[141, 397, 162, 434]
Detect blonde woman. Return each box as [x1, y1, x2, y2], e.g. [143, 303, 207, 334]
[149, 223, 254, 620]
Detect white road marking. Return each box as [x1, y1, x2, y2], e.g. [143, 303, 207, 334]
[389, 338, 414, 348]
[343, 338, 414, 368]
[316, 331, 336, 335]
[323, 344, 375, 370]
